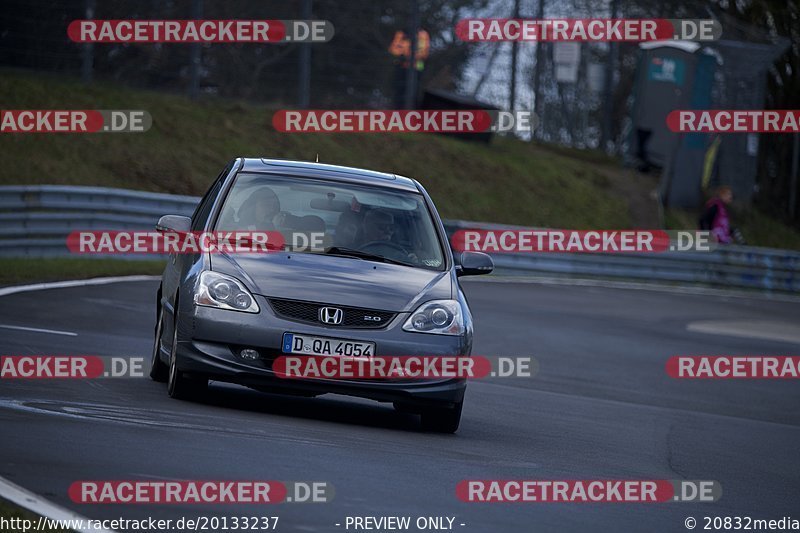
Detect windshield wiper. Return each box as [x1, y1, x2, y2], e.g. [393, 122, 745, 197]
[324, 246, 414, 267]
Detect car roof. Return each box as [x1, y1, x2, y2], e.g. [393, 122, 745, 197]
[239, 158, 420, 193]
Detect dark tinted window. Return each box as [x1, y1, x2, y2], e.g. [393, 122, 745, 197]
[216, 173, 445, 270]
[191, 163, 231, 231]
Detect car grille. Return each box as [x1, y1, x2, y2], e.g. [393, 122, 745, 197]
[267, 298, 396, 329]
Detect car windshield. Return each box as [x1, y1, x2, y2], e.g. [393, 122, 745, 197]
[215, 173, 446, 271]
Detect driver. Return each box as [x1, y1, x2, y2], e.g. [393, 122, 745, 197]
[359, 209, 418, 264]
[361, 209, 395, 243]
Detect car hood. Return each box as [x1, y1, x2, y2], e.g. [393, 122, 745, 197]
[210, 252, 452, 312]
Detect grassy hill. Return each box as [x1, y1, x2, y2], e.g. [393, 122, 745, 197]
[1, 69, 799, 252]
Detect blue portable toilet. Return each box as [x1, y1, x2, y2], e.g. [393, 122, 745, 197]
[629, 41, 719, 208]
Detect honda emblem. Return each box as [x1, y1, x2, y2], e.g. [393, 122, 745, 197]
[319, 307, 344, 325]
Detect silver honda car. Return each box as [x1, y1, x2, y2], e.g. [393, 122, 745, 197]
[150, 158, 493, 432]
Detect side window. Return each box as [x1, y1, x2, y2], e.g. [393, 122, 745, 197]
[191, 163, 232, 231]
[191, 181, 223, 231]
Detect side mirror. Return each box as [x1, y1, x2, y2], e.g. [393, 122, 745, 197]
[156, 215, 191, 233]
[456, 251, 494, 277]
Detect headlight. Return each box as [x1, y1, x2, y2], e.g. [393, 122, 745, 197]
[195, 271, 259, 313]
[402, 300, 464, 335]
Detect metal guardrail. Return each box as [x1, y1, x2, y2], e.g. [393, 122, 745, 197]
[1, 185, 799, 293]
[443, 220, 800, 293]
[0, 185, 198, 217]
[0, 185, 197, 260]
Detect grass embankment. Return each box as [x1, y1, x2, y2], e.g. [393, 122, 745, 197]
[0, 70, 637, 228]
[0, 69, 798, 285]
[0, 258, 165, 287]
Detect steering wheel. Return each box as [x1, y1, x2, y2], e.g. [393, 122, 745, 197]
[359, 240, 411, 261]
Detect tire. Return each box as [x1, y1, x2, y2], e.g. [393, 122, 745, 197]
[420, 400, 463, 433]
[149, 306, 169, 382]
[166, 306, 207, 400]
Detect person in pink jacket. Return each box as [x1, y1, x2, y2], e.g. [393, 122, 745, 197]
[699, 186, 738, 244]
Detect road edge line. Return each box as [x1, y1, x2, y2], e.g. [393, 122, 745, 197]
[0, 276, 160, 298]
[0, 475, 116, 533]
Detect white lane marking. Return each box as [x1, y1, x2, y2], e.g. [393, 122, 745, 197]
[0, 398, 340, 448]
[129, 473, 182, 481]
[0, 324, 77, 337]
[0, 475, 116, 533]
[0, 275, 160, 298]
[687, 320, 800, 345]
[464, 275, 800, 303]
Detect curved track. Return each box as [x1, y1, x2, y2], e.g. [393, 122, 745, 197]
[1, 279, 799, 532]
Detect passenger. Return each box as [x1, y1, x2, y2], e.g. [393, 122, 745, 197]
[238, 187, 281, 230]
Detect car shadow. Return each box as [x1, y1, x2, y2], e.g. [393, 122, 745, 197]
[186, 380, 425, 433]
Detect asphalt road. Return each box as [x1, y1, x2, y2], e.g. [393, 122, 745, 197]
[1, 278, 799, 533]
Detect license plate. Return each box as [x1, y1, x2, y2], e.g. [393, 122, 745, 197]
[282, 333, 375, 357]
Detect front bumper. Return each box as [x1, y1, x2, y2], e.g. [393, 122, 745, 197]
[175, 295, 470, 407]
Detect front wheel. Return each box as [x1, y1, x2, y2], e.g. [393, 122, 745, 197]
[420, 401, 463, 433]
[149, 306, 169, 382]
[166, 307, 207, 400]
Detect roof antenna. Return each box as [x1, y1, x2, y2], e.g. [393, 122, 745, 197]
[315, 153, 319, 163]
